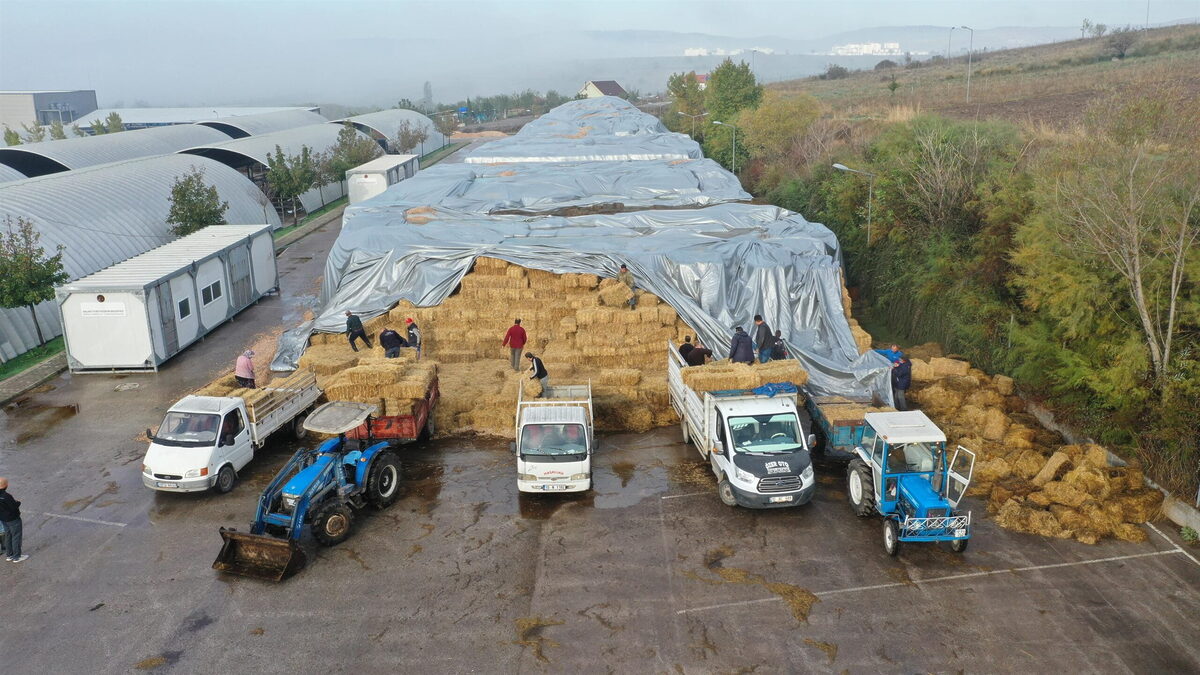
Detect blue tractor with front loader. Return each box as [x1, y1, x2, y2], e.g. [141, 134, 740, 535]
[842, 410, 976, 555]
[213, 402, 402, 580]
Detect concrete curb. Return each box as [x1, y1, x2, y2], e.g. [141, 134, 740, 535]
[0, 353, 68, 406]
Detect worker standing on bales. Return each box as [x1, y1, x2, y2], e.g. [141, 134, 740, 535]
[730, 327, 754, 364]
[770, 330, 787, 360]
[345, 311, 372, 352]
[753, 315, 774, 363]
[502, 318, 528, 372]
[875, 343, 902, 363]
[679, 336, 695, 360]
[617, 264, 637, 310]
[234, 350, 256, 389]
[526, 352, 549, 394]
[379, 326, 406, 358]
[892, 354, 912, 411]
[405, 318, 422, 360]
[686, 339, 712, 366]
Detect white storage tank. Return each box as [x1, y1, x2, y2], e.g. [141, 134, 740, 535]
[346, 154, 419, 204]
[56, 225, 277, 372]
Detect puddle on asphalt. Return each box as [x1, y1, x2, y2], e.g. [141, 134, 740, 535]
[3, 400, 79, 444]
[519, 491, 594, 520]
[512, 616, 563, 663]
[610, 461, 636, 488]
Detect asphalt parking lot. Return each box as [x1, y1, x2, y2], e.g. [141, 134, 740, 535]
[2, 209, 1198, 674]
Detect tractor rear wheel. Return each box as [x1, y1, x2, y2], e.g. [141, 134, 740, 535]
[847, 459, 875, 517]
[312, 502, 355, 546]
[717, 477, 738, 507]
[366, 452, 401, 508]
[883, 519, 901, 556]
[950, 537, 969, 553]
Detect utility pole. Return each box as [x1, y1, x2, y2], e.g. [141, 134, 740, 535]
[960, 25, 975, 103]
[677, 111, 708, 138]
[947, 26, 955, 61]
[713, 120, 739, 173]
[833, 163, 877, 244]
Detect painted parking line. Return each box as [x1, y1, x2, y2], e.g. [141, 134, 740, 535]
[1148, 522, 1200, 567]
[676, 547, 1189, 615]
[42, 512, 127, 528]
[661, 491, 710, 501]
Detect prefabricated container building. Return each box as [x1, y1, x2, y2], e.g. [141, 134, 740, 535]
[57, 225, 277, 372]
[347, 154, 419, 204]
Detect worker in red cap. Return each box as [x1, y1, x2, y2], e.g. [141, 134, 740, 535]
[405, 317, 422, 360]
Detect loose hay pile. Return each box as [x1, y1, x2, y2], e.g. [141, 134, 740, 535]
[907, 352, 1163, 544]
[310, 258, 699, 438]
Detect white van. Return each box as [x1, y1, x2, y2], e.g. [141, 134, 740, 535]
[514, 384, 594, 493]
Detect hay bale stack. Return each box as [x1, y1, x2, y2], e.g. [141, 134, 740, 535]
[681, 359, 809, 394]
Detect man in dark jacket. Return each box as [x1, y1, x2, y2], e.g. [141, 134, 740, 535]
[345, 311, 372, 352]
[892, 355, 912, 411]
[379, 326, 407, 358]
[0, 477, 27, 562]
[730, 327, 754, 364]
[526, 352, 549, 395]
[770, 330, 787, 360]
[753, 315, 774, 363]
[678, 336, 695, 360]
[405, 318, 422, 360]
[685, 340, 713, 366]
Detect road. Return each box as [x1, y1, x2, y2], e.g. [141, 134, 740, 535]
[2, 180, 1199, 673]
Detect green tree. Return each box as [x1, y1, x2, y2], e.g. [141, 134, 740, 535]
[71, 124, 86, 137]
[166, 167, 230, 236]
[705, 58, 762, 122]
[266, 145, 318, 225]
[105, 112, 124, 133]
[49, 119, 67, 140]
[21, 121, 46, 143]
[3, 126, 21, 145]
[393, 119, 429, 154]
[324, 123, 383, 188]
[736, 91, 821, 161]
[888, 75, 900, 96]
[1106, 26, 1138, 59]
[0, 216, 69, 346]
[433, 113, 458, 139]
[665, 71, 706, 137]
[89, 119, 108, 135]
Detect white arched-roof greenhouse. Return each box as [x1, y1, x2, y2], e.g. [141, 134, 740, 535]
[334, 109, 446, 155]
[196, 109, 328, 138]
[0, 154, 280, 360]
[0, 163, 26, 183]
[0, 124, 234, 178]
[180, 123, 371, 212]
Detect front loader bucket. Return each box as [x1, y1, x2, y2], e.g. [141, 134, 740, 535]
[213, 527, 307, 582]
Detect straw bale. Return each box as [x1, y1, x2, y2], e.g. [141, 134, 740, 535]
[522, 377, 543, 398]
[849, 323, 873, 354]
[1109, 466, 1145, 492]
[1002, 425, 1037, 452]
[342, 365, 400, 387]
[1027, 490, 1053, 507]
[505, 266, 527, 279]
[904, 342, 944, 361]
[1078, 501, 1123, 535]
[639, 294, 661, 307]
[1031, 451, 1072, 486]
[992, 374, 1015, 396]
[941, 375, 981, 395]
[1010, 450, 1046, 479]
[559, 317, 578, 332]
[474, 257, 510, 272]
[754, 359, 809, 387]
[1040, 480, 1090, 508]
[966, 389, 1005, 409]
[909, 358, 935, 382]
[1111, 523, 1148, 543]
[929, 357, 971, 377]
[987, 476, 1037, 510]
[298, 344, 359, 377]
[994, 500, 1070, 538]
[980, 407, 1009, 441]
[913, 383, 963, 412]
[975, 457, 1013, 485]
[1079, 444, 1111, 469]
[597, 368, 641, 386]
[598, 283, 634, 307]
[1062, 465, 1113, 500]
[1114, 489, 1163, 523]
[653, 408, 679, 426]
[194, 373, 240, 397]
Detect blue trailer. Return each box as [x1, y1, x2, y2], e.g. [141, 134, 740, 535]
[805, 394, 894, 461]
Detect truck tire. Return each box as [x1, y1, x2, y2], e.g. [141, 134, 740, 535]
[847, 459, 875, 517]
[293, 412, 309, 441]
[680, 418, 690, 444]
[214, 465, 236, 494]
[366, 452, 401, 508]
[717, 477, 738, 507]
[419, 415, 434, 442]
[311, 502, 355, 546]
[883, 519, 901, 556]
[950, 537, 969, 553]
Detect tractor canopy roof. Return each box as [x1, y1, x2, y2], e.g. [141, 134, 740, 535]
[866, 410, 946, 445]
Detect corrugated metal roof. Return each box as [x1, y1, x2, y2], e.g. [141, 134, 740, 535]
[0, 124, 232, 177]
[196, 109, 328, 137]
[62, 225, 271, 291]
[180, 123, 366, 212]
[73, 107, 319, 127]
[334, 109, 447, 153]
[0, 155, 280, 361]
[0, 163, 26, 183]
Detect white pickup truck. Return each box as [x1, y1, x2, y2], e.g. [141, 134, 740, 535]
[514, 383, 595, 493]
[141, 370, 321, 494]
[668, 344, 816, 508]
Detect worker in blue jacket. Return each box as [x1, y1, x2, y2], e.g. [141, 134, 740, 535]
[875, 343, 902, 363]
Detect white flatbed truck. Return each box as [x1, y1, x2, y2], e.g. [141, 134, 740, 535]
[514, 383, 595, 493]
[142, 370, 322, 493]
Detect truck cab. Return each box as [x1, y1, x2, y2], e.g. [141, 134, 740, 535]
[515, 384, 594, 493]
[142, 396, 253, 494]
[707, 394, 816, 508]
[846, 410, 975, 555]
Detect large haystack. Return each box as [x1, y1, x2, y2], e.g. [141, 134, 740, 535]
[907, 352, 1163, 544]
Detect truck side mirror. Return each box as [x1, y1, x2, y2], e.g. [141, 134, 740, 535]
[146, 428, 154, 442]
[807, 433, 816, 448]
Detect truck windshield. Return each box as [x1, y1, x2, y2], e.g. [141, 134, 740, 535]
[728, 413, 803, 454]
[155, 411, 220, 447]
[521, 423, 587, 458]
[886, 442, 939, 473]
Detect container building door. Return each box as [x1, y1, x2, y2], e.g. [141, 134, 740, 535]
[155, 283, 179, 356]
[229, 246, 253, 310]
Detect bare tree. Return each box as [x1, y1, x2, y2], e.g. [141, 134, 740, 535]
[1106, 26, 1138, 59]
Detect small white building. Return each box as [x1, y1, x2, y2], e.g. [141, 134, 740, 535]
[346, 154, 419, 204]
[56, 225, 277, 372]
[577, 80, 628, 99]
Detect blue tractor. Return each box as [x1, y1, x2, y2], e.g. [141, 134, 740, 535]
[213, 402, 402, 580]
[844, 410, 976, 556]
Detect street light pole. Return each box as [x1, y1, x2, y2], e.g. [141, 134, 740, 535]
[946, 26, 955, 61]
[677, 111, 708, 138]
[713, 120, 739, 173]
[961, 25, 975, 102]
[833, 163, 877, 244]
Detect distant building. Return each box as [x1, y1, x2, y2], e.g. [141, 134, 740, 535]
[696, 74, 709, 91]
[71, 106, 320, 131]
[0, 90, 98, 129]
[578, 80, 628, 99]
[830, 42, 904, 56]
[684, 47, 710, 57]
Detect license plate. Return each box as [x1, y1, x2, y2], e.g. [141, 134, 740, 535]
[769, 495, 794, 503]
[541, 485, 567, 491]
[156, 482, 178, 488]
[954, 528, 967, 537]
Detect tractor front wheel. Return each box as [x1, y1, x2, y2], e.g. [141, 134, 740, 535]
[312, 502, 355, 546]
[847, 459, 875, 517]
[883, 519, 901, 557]
[950, 537, 969, 553]
[366, 452, 401, 508]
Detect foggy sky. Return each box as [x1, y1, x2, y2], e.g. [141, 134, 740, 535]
[2, 0, 1197, 107]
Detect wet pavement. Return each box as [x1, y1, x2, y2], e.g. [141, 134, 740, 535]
[2, 205, 1200, 673]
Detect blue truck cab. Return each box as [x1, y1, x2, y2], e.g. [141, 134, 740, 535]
[844, 410, 976, 556]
